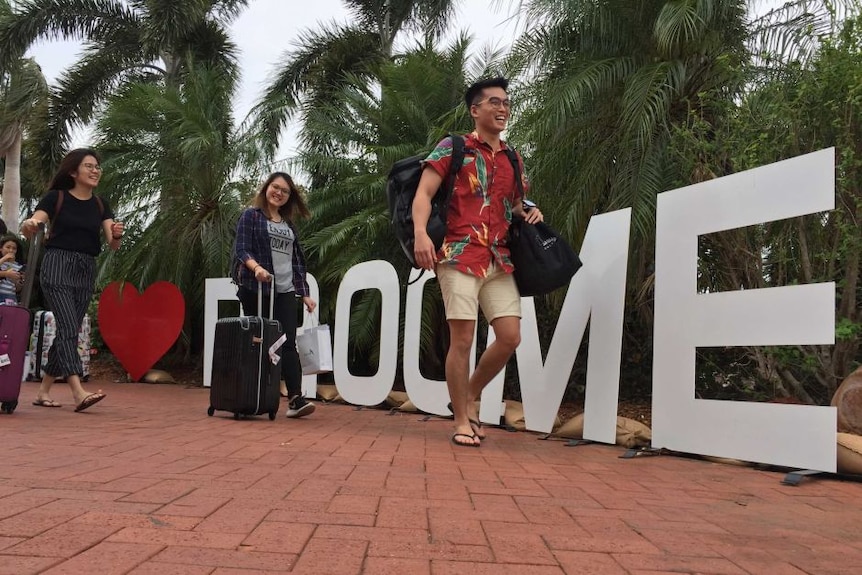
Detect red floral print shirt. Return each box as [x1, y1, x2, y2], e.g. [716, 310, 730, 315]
[423, 132, 528, 278]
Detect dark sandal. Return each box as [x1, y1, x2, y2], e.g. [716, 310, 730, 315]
[32, 398, 62, 408]
[446, 402, 486, 439]
[74, 392, 106, 412]
[469, 418, 485, 439]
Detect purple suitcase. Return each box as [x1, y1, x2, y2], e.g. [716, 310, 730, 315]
[0, 305, 31, 413]
[0, 222, 47, 413]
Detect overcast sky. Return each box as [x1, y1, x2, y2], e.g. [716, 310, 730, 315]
[22, 1, 787, 159]
[25, 1, 523, 154]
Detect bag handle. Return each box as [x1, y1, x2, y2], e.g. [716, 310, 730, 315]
[19, 222, 46, 308]
[503, 148, 525, 200]
[302, 309, 319, 328]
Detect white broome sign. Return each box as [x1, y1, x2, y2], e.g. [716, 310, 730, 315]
[203, 149, 838, 472]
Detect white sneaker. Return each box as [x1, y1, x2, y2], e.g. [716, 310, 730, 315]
[286, 396, 315, 418]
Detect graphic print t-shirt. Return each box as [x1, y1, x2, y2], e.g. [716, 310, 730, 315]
[268, 220, 295, 293]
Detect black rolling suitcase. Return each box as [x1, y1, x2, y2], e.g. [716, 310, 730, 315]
[207, 281, 282, 420]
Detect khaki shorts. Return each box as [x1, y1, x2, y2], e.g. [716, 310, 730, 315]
[436, 262, 521, 322]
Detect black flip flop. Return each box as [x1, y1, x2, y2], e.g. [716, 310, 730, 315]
[32, 399, 62, 408]
[74, 392, 105, 412]
[447, 402, 486, 439]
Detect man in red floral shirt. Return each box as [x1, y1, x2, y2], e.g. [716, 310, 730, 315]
[412, 77, 544, 448]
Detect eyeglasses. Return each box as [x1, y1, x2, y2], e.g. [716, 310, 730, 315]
[80, 163, 102, 172]
[474, 97, 511, 109]
[269, 183, 291, 194]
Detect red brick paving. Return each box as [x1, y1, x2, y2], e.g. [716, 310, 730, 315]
[1, 381, 861, 574]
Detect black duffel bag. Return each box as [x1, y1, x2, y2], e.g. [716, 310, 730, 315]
[508, 217, 582, 296]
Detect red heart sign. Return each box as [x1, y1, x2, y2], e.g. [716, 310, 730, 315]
[98, 281, 185, 381]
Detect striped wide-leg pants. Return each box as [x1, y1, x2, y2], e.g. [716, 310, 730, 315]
[40, 249, 95, 378]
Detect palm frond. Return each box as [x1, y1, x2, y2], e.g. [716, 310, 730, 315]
[748, 0, 859, 67]
[0, 0, 139, 71]
[246, 23, 382, 158]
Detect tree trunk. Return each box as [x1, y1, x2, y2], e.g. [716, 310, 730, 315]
[1, 130, 22, 232]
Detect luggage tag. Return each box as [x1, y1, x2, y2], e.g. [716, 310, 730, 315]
[0, 336, 9, 366]
[268, 333, 287, 365]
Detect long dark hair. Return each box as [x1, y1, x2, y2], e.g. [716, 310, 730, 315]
[48, 148, 101, 191]
[252, 172, 311, 221]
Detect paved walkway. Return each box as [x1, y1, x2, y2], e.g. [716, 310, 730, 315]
[1, 380, 861, 575]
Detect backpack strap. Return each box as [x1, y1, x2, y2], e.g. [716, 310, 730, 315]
[503, 147, 526, 199]
[440, 133, 466, 213]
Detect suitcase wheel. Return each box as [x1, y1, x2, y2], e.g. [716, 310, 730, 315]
[1, 401, 17, 414]
[207, 406, 215, 417]
[233, 412, 240, 420]
[268, 411, 276, 421]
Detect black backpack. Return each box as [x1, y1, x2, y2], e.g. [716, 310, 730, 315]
[386, 135, 523, 268]
[386, 134, 465, 268]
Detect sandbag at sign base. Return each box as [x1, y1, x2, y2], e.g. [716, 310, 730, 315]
[837, 433, 862, 475]
[504, 400, 562, 432]
[832, 367, 862, 435]
[381, 391, 419, 412]
[385, 391, 409, 409]
[140, 369, 176, 384]
[553, 412, 652, 449]
[316, 384, 342, 403]
[397, 399, 418, 412]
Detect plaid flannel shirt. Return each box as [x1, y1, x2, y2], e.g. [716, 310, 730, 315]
[233, 207, 310, 296]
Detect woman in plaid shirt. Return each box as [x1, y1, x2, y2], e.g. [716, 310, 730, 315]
[233, 172, 317, 418]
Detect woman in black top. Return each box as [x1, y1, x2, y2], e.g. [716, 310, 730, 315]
[21, 148, 124, 412]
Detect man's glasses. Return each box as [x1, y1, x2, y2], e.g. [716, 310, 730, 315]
[474, 97, 512, 109]
[80, 163, 102, 172]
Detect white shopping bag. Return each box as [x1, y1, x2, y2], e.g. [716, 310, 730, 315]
[296, 324, 333, 375]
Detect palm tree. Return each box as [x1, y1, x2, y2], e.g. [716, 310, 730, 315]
[250, 0, 459, 159]
[508, 0, 751, 250]
[508, 0, 854, 265]
[0, 0, 248, 172]
[93, 61, 264, 357]
[692, 13, 862, 403]
[498, 0, 857, 399]
[0, 55, 47, 232]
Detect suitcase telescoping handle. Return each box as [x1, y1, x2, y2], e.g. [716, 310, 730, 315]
[257, 274, 275, 319]
[256, 275, 277, 341]
[20, 222, 46, 309]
